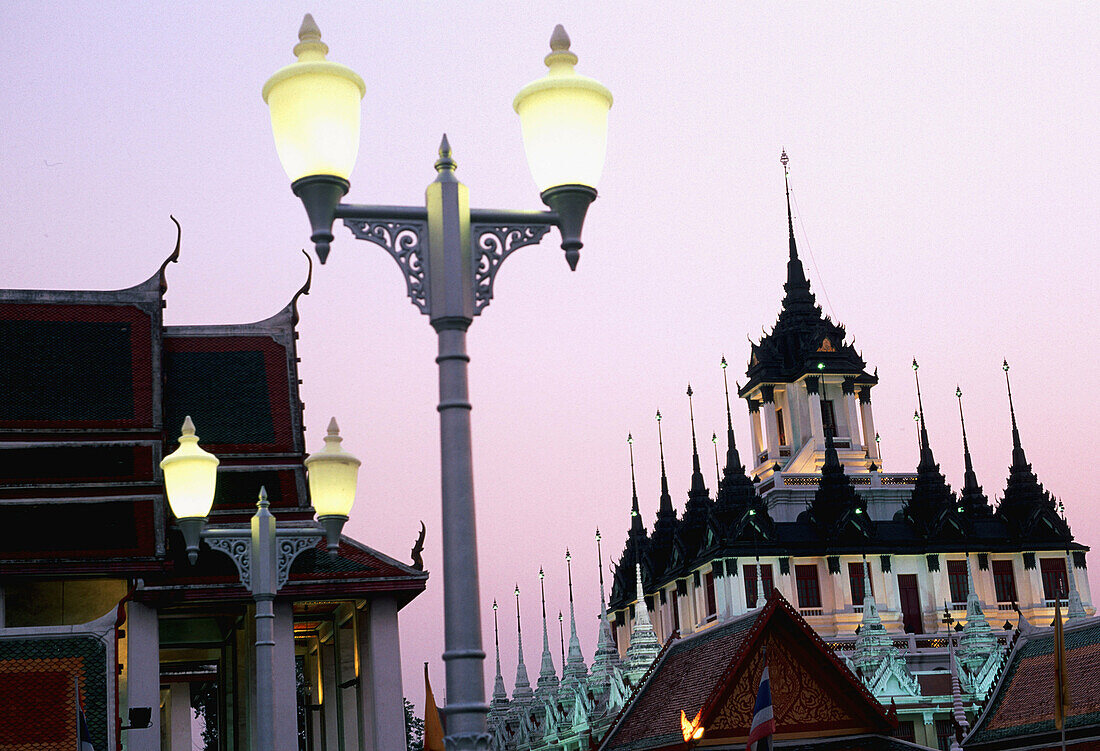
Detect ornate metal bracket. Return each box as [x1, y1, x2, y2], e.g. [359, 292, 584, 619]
[344, 219, 429, 314]
[472, 225, 552, 316]
[206, 535, 253, 590]
[204, 530, 321, 592]
[276, 535, 318, 589]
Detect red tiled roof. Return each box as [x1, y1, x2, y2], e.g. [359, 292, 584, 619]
[967, 617, 1100, 750]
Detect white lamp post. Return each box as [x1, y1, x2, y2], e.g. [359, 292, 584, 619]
[263, 16, 611, 751]
[160, 416, 360, 749]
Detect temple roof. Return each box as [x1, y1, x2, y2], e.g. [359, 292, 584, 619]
[965, 616, 1100, 750]
[738, 170, 876, 395]
[598, 592, 898, 751]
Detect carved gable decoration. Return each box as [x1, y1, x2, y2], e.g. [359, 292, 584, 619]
[817, 337, 836, 352]
[706, 631, 884, 741]
[598, 595, 893, 751]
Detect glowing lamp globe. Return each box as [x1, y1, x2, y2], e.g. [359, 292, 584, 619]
[514, 25, 612, 194]
[161, 416, 219, 563]
[305, 418, 361, 551]
[263, 14, 365, 184]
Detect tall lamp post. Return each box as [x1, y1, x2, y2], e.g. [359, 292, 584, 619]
[262, 15, 612, 751]
[160, 416, 361, 748]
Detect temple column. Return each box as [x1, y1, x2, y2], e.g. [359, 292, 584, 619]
[274, 602, 298, 751]
[805, 378, 824, 451]
[126, 601, 162, 751]
[761, 386, 780, 461]
[748, 401, 764, 466]
[359, 599, 406, 751]
[714, 565, 728, 620]
[843, 379, 862, 451]
[320, 638, 342, 751]
[859, 388, 879, 462]
[336, 609, 361, 749]
[168, 681, 192, 751]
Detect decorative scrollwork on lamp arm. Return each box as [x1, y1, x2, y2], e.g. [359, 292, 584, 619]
[344, 219, 429, 313]
[472, 225, 553, 315]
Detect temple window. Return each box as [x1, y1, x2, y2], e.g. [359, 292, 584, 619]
[1040, 557, 1068, 603]
[795, 564, 822, 610]
[947, 560, 969, 605]
[848, 561, 873, 604]
[776, 408, 787, 445]
[992, 560, 1018, 604]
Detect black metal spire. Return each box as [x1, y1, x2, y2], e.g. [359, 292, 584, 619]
[628, 434, 643, 534]
[656, 409, 673, 517]
[1003, 360, 1028, 469]
[686, 385, 707, 497]
[720, 356, 744, 475]
[956, 386, 989, 515]
[780, 150, 813, 312]
[912, 358, 936, 472]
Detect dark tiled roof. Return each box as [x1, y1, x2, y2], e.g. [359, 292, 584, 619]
[163, 336, 295, 453]
[601, 594, 894, 751]
[0, 304, 155, 428]
[606, 610, 762, 751]
[966, 617, 1100, 749]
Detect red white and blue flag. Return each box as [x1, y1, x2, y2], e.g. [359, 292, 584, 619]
[746, 654, 775, 751]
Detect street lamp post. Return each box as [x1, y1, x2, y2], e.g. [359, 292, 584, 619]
[263, 16, 612, 751]
[160, 416, 361, 748]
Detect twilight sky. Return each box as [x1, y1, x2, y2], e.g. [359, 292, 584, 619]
[2, 2, 1097, 708]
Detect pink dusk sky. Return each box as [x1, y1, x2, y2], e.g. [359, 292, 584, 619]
[2, 3, 1097, 708]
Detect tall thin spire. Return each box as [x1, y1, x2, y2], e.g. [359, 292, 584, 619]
[912, 358, 934, 469]
[721, 356, 743, 475]
[562, 548, 588, 684]
[512, 584, 534, 703]
[780, 149, 811, 297]
[656, 409, 673, 516]
[628, 434, 643, 534]
[1003, 359, 1027, 468]
[686, 385, 707, 496]
[956, 386, 989, 514]
[590, 528, 621, 689]
[492, 599, 509, 708]
[536, 568, 559, 694]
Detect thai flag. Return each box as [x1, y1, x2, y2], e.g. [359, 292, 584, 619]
[746, 660, 775, 751]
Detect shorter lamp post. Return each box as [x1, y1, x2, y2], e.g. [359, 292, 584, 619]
[160, 416, 361, 749]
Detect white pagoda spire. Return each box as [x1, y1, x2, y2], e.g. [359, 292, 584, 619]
[536, 567, 560, 696]
[491, 599, 509, 709]
[589, 528, 622, 690]
[561, 548, 588, 685]
[512, 584, 534, 704]
[624, 562, 661, 685]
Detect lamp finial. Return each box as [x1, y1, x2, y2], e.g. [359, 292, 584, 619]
[294, 14, 329, 59]
[545, 24, 578, 68]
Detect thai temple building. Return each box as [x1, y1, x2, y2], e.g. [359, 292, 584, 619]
[0, 229, 426, 751]
[597, 157, 1095, 750]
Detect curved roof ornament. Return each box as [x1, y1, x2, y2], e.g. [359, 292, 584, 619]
[157, 215, 182, 300]
[291, 249, 314, 327]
